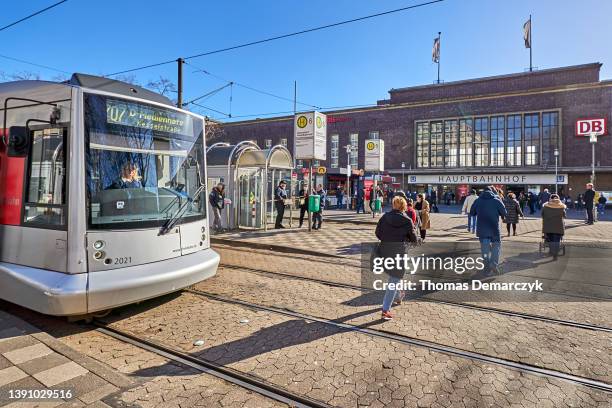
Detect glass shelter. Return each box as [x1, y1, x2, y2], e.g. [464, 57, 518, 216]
[206, 142, 294, 230]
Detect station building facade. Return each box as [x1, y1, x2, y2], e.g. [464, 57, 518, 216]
[215, 63, 612, 201]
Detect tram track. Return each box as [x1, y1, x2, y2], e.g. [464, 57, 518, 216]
[218, 263, 612, 333]
[185, 288, 612, 394]
[92, 321, 332, 408]
[212, 239, 612, 296]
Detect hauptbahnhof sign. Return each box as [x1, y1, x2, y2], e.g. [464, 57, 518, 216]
[408, 174, 568, 185]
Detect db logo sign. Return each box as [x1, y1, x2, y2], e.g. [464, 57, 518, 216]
[576, 118, 607, 136]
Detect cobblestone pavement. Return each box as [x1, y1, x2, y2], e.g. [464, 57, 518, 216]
[0, 309, 132, 408]
[1, 303, 285, 408]
[196, 265, 611, 383]
[103, 292, 612, 407]
[213, 244, 612, 327]
[214, 212, 612, 258]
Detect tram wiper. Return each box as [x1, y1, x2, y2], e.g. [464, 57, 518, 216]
[158, 184, 206, 235]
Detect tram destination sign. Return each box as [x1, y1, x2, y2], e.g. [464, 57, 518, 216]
[294, 111, 327, 160]
[407, 173, 569, 185]
[106, 99, 194, 136]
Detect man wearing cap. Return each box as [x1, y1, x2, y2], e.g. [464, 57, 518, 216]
[274, 180, 288, 229]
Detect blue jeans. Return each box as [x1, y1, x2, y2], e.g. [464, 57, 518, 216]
[382, 275, 402, 312]
[597, 203, 605, 215]
[479, 237, 501, 268]
[467, 214, 477, 232]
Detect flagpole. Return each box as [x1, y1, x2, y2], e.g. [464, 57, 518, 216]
[437, 31, 441, 84]
[529, 15, 532, 72]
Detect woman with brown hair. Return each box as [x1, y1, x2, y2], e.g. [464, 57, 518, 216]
[414, 193, 431, 240]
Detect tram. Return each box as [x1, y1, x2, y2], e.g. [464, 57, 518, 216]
[0, 73, 219, 316]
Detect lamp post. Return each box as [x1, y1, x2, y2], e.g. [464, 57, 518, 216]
[589, 132, 597, 185]
[401, 161, 405, 190]
[345, 144, 352, 210]
[554, 149, 559, 194]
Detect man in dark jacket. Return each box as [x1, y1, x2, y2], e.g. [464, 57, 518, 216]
[209, 183, 225, 232]
[527, 192, 537, 214]
[297, 185, 309, 228]
[539, 189, 551, 207]
[356, 187, 366, 214]
[584, 183, 596, 224]
[470, 186, 507, 274]
[274, 180, 288, 229]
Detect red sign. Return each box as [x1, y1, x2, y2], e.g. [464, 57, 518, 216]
[576, 118, 607, 136]
[327, 116, 351, 124]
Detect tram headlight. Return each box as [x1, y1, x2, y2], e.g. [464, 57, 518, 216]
[201, 233, 206, 241]
[93, 240, 105, 250]
[93, 250, 105, 260]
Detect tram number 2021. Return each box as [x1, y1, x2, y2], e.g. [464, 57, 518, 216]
[114, 256, 132, 265]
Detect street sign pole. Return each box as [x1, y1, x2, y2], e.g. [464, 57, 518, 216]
[590, 133, 597, 185]
[346, 145, 352, 210]
[308, 161, 312, 232]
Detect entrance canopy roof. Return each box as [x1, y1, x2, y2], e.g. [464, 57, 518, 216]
[206, 143, 293, 169]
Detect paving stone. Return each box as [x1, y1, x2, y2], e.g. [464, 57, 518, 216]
[0, 365, 28, 387]
[33, 362, 89, 387]
[17, 352, 71, 377]
[3, 343, 55, 365]
[0, 335, 38, 355]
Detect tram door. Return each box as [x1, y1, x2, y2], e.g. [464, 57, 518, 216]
[237, 168, 263, 228]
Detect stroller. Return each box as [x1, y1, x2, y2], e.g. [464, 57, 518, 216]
[539, 233, 566, 256]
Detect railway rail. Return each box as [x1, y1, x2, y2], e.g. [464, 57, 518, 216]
[93, 322, 332, 408]
[218, 263, 612, 333]
[185, 288, 612, 394]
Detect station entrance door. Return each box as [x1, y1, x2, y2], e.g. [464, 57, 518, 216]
[237, 168, 263, 229]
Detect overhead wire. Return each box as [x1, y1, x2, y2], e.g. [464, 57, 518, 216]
[190, 101, 231, 118]
[0, 53, 71, 74]
[0, 0, 69, 33]
[105, 0, 443, 76]
[218, 103, 379, 120]
[185, 60, 320, 109]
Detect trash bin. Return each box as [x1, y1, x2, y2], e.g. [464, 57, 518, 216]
[374, 197, 382, 212]
[308, 194, 320, 212]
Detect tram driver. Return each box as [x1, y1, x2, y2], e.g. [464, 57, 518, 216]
[109, 161, 143, 189]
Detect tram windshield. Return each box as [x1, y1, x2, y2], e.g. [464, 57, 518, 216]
[84, 93, 206, 229]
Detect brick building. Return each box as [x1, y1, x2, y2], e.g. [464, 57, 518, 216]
[214, 63, 612, 202]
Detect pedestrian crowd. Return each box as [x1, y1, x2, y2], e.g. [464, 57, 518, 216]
[374, 182, 600, 321]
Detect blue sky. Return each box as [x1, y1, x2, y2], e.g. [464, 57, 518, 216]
[1, 0, 611, 121]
